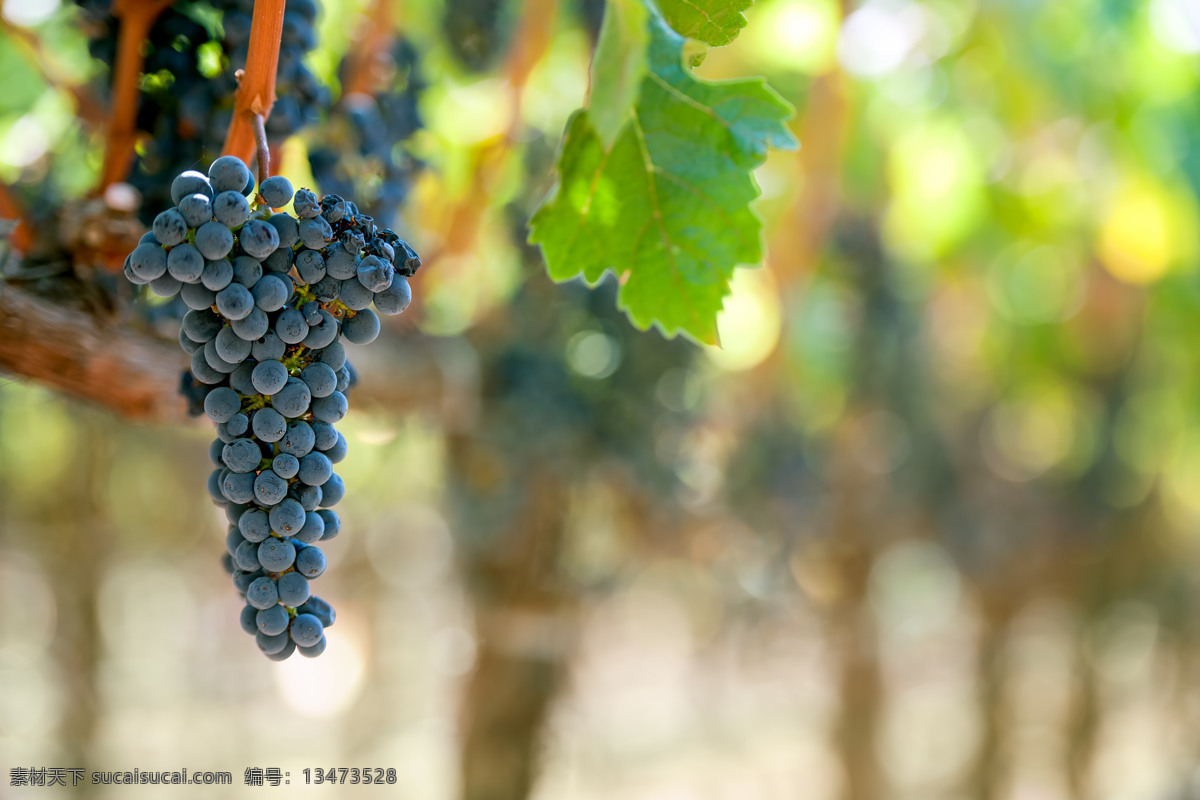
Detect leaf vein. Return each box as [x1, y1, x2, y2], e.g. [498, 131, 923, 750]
[646, 70, 728, 129]
[669, 0, 722, 35]
[630, 113, 706, 333]
[559, 127, 618, 269]
[655, 169, 741, 231]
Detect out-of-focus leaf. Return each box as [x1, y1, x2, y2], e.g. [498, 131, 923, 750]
[589, 0, 648, 147]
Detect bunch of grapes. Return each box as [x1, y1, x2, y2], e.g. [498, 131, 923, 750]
[309, 36, 425, 228]
[123, 155, 418, 659]
[441, 0, 512, 72]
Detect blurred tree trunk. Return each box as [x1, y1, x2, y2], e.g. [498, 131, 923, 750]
[1066, 630, 1099, 800]
[832, 597, 882, 800]
[826, 454, 884, 800]
[50, 424, 105, 791]
[459, 626, 567, 800]
[966, 602, 1014, 800]
[450, 448, 576, 800]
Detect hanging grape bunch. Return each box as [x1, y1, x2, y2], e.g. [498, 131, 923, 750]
[123, 155, 418, 660]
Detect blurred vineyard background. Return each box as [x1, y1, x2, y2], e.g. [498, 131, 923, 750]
[4, 0, 1200, 799]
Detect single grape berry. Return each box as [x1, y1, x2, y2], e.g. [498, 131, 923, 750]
[289, 613, 324, 646]
[129, 243, 168, 281]
[259, 176, 294, 208]
[254, 471, 289, 506]
[232, 307, 271, 340]
[180, 281, 216, 310]
[153, 208, 188, 246]
[195, 221, 234, 260]
[292, 188, 319, 218]
[280, 421, 315, 457]
[239, 508, 272, 542]
[232, 256, 263, 289]
[374, 276, 413, 315]
[251, 360, 289, 395]
[277, 572, 311, 606]
[240, 219, 280, 259]
[272, 453, 300, 480]
[269, 498, 307, 536]
[216, 283, 255, 320]
[209, 155, 253, 194]
[178, 193, 213, 227]
[257, 604, 290, 636]
[267, 213, 300, 248]
[294, 511, 325, 543]
[258, 537, 297, 572]
[222, 438, 262, 473]
[213, 191, 252, 228]
[252, 274, 290, 312]
[295, 545, 326, 579]
[343, 309, 380, 344]
[302, 310, 339, 349]
[204, 387, 241, 423]
[226, 412, 250, 438]
[246, 577, 279, 610]
[171, 170, 213, 203]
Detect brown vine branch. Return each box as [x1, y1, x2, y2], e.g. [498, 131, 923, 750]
[339, 0, 397, 99]
[743, 2, 849, 394]
[422, 0, 559, 269]
[99, 0, 176, 190]
[0, 284, 188, 421]
[0, 283, 468, 424]
[767, 69, 849, 288]
[502, 0, 558, 111]
[222, 0, 285, 164]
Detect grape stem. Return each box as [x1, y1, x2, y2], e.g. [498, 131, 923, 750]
[99, 0, 177, 191]
[253, 113, 270, 192]
[222, 0, 286, 165]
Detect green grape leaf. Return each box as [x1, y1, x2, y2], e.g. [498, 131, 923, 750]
[589, 0, 649, 147]
[528, 9, 796, 344]
[655, 0, 753, 47]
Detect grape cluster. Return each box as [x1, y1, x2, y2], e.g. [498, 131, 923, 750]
[309, 37, 425, 228]
[441, 0, 511, 72]
[123, 156, 418, 659]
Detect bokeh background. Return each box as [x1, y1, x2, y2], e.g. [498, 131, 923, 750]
[4, 0, 1200, 798]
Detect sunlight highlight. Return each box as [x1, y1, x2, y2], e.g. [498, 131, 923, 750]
[705, 266, 781, 370]
[1098, 175, 1194, 285]
[277, 627, 366, 718]
[747, 0, 840, 73]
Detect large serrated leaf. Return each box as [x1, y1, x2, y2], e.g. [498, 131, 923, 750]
[655, 0, 753, 47]
[529, 9, 796, 344]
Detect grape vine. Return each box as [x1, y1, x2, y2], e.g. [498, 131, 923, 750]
[72, 0, 327, 220]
